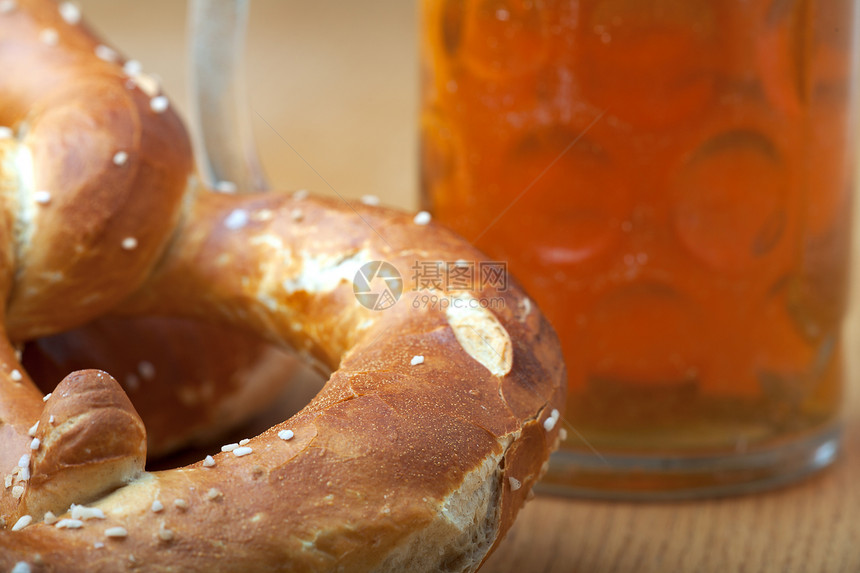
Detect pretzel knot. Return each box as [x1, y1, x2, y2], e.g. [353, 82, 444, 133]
[0, 1, 566, 572]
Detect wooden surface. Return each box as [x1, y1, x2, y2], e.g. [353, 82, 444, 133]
[79, 2, 860, 571]
[482, 382, 860, 573]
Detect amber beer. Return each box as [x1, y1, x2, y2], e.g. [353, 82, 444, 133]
[421, 0, 858, 496]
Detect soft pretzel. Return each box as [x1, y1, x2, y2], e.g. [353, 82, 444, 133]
[0, 1, 566, 572]
[22, 315, 306, 458]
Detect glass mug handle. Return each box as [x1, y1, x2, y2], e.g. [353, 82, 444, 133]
[188, 0, 268, 193]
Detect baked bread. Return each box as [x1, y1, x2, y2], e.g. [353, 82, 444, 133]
[22, 316, 306, 459]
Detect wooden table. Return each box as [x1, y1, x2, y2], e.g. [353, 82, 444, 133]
[482, 380, 860, 573]
[80, 2, 860, 570]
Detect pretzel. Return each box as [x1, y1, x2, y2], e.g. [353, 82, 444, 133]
[23, 316, 306, 459]
[0, 1, 566, 571]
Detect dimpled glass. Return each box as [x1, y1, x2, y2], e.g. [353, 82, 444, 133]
[420, 0, 859, 497]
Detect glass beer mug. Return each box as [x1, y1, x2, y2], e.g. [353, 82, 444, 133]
[420, 0, 859, 497]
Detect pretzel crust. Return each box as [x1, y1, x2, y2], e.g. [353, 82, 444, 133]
[0, 1, 566, 572]
[23, 316, 307, 459]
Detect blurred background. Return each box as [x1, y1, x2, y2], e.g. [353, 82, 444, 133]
[77, 0, 419, 210]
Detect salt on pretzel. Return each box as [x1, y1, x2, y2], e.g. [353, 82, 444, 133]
[0, 1, 566, 572]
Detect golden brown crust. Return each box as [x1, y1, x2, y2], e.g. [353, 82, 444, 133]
[20, 369, 146, 522]
[0, 0, 192, 340]
[0, 1, 567, 571]
[23, 316, 304, 458]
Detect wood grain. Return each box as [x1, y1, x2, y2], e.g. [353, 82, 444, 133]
[482, 423, 860, 572]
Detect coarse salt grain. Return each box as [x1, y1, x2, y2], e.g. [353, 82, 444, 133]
[123, 59, 142, 76]
[410, 355, 425, 366]
[221, 443, 239, 452]
[55, 519, 83, 529]
[43, 393, 52, 402]
[413, 211, 431, 225]
[10, 563, 29, 573]
[150, 96, 169, 114]
[215, 180, 237, 193]
[105, 526, 128, 538]
[173, 498, 188, 510]
[131, 72, 159, 97]
[224, 209, 248, 230]
[232, 446, 253, 457]
[27, 421, 38, 436]
[0, 1, 16, 15]
[113, 151, 128, 166]
[59, 2, 81, 24]
[95, 44, 118, 62]
[11, 515, 31, 531]
[11, 485, 23, 499]
[239, 438, 250, 446]
[278, 429, 294, 441]
[214, 180, 238, 193]
[252, 209, 274, 222]
[206, 488, 222, 501]
[158, 526, 174, 541]
[18, 454, 29, 468]
[29, 438, 39, 450]
[10, 369, 22, 381]
[360, 194, 380, 206]
[0, 126, 13, 139]
[43, 511, 57, 525]
[121, 237, 138, 250]
[39, 28, 58, 46]
[508, 477, 522, 491]
[33, 190, 51, 204]
[543, 408, 560, 432]
[71, 504, 105, 520]
[203, 455, 215, 467]
[150, 500, 164, 513]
